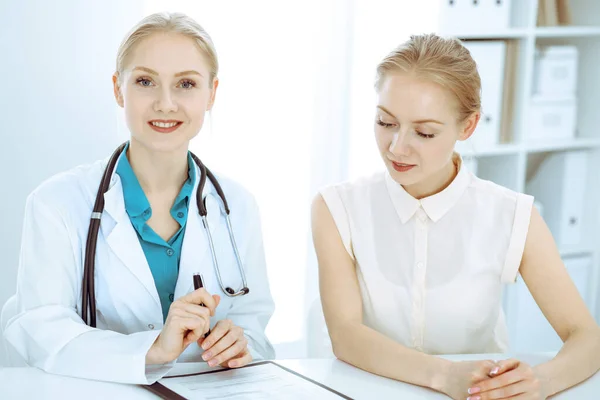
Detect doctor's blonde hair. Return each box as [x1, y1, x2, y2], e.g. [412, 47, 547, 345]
[375, 33, 481, 122]
[115, 12, 219, 84]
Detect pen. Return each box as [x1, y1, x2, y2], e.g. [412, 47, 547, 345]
[193, 273, 211, 338]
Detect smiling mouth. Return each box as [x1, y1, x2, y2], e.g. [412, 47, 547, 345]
[391, 161, 416, 172]
[148, 120, 183, 133]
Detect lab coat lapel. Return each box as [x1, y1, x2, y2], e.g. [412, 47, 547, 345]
[101, 168, 161, 310]
[175, 169, 221, 300]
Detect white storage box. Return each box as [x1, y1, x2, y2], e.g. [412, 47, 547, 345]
[439, 0, 512, 33]
[533, 46, 578, 96]
[528, 96, 577, 141]
[526, 150, 588, 248]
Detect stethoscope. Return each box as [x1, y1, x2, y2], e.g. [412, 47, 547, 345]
[81, 142, 249, 327]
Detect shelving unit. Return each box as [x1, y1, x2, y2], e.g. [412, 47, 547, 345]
[441, 0, 600, 353]
[535, 26, 600, 37]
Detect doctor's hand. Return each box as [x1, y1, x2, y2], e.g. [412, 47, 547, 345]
[467, 359, 547, 400]
[199, 319, 252, 368]
[440, 360, 501, 400]
[146, 288, 221, 365]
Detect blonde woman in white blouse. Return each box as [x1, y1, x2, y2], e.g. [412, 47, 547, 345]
[311, 34, 600, 400]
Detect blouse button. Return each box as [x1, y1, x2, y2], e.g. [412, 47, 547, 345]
[148, 324, 155, 330]
[166, 249, 174, 256]
[416, 262, 424, 269]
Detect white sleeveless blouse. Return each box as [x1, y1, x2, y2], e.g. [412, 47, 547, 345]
[320, 157, 533, 354]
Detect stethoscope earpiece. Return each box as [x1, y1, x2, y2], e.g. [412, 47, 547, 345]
[226, 287, 235, 295]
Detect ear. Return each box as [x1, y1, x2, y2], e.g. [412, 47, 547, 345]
[458, 112, 480, 141]
[112, 73, 124, 108]
[207, 77, 219, 111]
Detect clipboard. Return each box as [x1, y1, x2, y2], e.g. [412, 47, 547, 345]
[144, 361, 353, 399]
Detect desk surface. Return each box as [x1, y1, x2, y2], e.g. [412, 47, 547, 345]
[1, 354, 598, 399]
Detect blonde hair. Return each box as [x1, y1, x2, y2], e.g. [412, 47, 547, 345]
[115, 12, 218, 84]
[375, 33, 481, 122]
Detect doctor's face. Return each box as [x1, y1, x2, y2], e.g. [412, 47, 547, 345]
[113, 32, 218, 153]
[374, 72, 476, 192]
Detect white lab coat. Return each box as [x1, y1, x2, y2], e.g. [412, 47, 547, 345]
[4, 153, 275, 384]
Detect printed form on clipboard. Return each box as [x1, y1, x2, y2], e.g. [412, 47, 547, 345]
[145, 361, 353, 400]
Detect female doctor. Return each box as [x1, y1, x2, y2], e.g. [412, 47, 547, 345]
[4, 12, 274, 384]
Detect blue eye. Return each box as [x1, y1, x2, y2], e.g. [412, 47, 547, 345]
[136, 77, 153, 87]
[178, 79, 196, 90]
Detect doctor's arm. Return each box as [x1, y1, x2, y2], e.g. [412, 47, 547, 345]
[473, 207, 600, 399]
[4, 192, 172, 384]
[200, 195, 275, 367]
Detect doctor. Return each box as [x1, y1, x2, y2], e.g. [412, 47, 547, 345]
[5, 12, 274, 384]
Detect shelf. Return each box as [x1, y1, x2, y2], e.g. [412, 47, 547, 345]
[535, 26, 600, 38]
[525, 138, 600, 153]
[460, 138, 600, 158]
[460, 143, 521, 158]
[559, 246, 595, 258]
[441, 29, 529, 40]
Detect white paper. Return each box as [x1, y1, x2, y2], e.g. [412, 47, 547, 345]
[158, 363, 344, 400]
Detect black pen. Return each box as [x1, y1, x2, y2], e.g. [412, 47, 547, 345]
[193, 273, 211, 337]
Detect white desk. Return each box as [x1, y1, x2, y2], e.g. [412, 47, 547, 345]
[1, 354, 598, 399]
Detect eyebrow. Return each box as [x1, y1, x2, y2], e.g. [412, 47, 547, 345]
[377, 105, 444, 125]
[132, 66, 204, 78]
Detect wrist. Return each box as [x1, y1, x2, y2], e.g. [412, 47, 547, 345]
[533, 363, 554, 397]
[429, 357, 452, 394]
[146, 336, 170, 365]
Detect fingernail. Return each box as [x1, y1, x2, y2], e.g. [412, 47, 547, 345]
[230, 361, 237, 367]
[202, 342, 210, 350]
[467, 397, 480, 400]
[208, 360, 217, 367]
[490, 366, 500, 375]
[202, 352, 212, 360]
[468, 387, 481, 394]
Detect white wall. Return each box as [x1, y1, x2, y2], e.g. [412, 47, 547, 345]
[0, 0, 145, 366]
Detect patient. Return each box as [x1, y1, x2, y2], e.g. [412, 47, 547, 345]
[311, 33, 600, 399]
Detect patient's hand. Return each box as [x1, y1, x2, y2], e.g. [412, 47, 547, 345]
[440, 359, 500, 400]
[467, 358, 546, 400]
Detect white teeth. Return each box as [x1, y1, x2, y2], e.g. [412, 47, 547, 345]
[151, 121, 178, 128]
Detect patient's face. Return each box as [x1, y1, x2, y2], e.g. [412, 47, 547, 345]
[375, 72, 476, 196]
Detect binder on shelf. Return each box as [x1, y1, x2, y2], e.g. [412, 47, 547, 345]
[463, 41, 507, 149]
[538, 0, 559, 26]
[526, 151, 588, 248]
[439, 0, 512, 33]
[500, 40, 518, 144]
[557, 0, 573, 25]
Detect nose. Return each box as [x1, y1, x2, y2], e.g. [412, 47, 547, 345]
[389, 130, 411, 157]
[154, 87, 178, 114]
